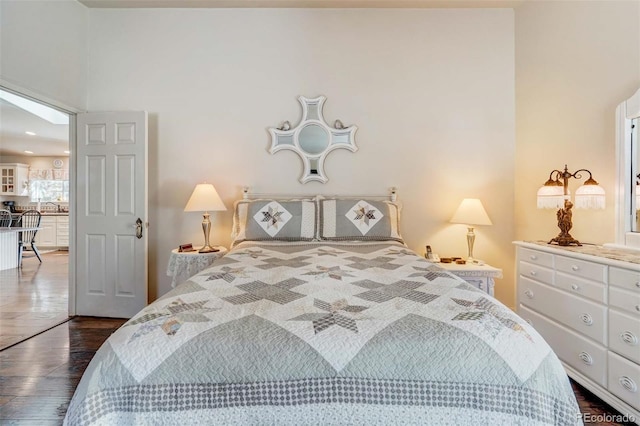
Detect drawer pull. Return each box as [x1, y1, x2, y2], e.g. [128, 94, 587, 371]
[530, 271, 537, 276]
[530, 255, 537, 260]
[618, 376, 638, 393]
[620, 331, 638, 346]
[636, 305, 640, 312]
[578, 352, 593, 365]
[524, 290, 534, 299]
[571, 284, 580, 291]
[579, 313, 593, 326]
[571, 265, 579, 271]
[636, 281, 640, 288]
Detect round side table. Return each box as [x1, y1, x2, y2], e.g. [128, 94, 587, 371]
[167, 246, 227, 288]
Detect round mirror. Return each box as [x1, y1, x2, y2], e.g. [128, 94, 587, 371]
[299, 124, 330, 155]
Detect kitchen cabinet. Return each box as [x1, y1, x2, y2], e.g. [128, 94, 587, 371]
[0, 163, 29, 196]
[35, 216, 56, 247]
[33, 215, 69, 248]
[56, 215, 69, 247]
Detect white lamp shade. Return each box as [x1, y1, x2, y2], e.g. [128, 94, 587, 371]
[450, 198, 492, 226]
[184, 183, 227, 212]
[536, 185, 566, 209]
[574, 184, 605, 209]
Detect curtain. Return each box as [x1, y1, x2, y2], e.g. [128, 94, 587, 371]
[28, 169, 69, 181]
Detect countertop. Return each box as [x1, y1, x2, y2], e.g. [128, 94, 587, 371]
[11, 212, 69, 216]
[0, 226, 40, 233]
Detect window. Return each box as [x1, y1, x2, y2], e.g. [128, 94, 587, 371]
[28, 169, 70, 203]
[29, 179, 69, 202]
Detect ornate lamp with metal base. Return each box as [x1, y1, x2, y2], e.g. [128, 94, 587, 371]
[548, 199, 581, 246]
[537, 165, 605, 247]
[184, 183, 227, 253]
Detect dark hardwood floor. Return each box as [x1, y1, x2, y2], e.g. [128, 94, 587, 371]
[0, 317, 636, 425]
[0, 317, 126, 425]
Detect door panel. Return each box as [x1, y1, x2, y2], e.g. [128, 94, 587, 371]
[76, 111, 147, 318]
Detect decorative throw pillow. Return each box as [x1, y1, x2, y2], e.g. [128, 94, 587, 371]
[231, 199, 316, 246]
[319, 199, 403, 243]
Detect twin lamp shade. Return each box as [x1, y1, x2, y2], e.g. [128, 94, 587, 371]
[536, 165, 605, 246]
[184, 183, 227, 253]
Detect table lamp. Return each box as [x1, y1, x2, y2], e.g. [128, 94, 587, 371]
[536, 165, 605, 246]
[184, 183, 227, 253]
[450, 198, 492, 261]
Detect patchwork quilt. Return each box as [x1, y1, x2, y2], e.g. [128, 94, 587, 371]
[64, 241, 582, 425]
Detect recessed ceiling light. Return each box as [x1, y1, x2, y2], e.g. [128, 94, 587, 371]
[24, 150, 34, 154]
[25, 131, 36, 136]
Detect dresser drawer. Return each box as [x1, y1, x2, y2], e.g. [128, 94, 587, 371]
[610, 267, 640, 293]
[519, 276, 607, 344]
[555, 255, 607, 283]
[519, 261, 553, 286]
[518, 247, 553, 268]
[608, 351, 640, 410]
[609, 309, 640, 364]
[520, 305, 607, 387]
[555, 271, 606, 304]
[610, 286, 640, 317]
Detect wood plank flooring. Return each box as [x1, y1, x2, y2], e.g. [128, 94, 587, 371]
[0, 250, 69, 349]
[0, 317, 636, 425]
[0, 317, 125, 425]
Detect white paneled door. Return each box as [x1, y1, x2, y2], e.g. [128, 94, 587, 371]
[76, 112, 148, 318]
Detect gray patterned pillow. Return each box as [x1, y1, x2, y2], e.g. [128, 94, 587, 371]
[319, 199, 403, 243]
[231, 199, 316, 246]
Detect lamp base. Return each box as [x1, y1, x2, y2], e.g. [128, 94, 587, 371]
[466, 227, 476, 260]
[198, 212, 219, 253]
[548, 200, 582, 246]
[199, 245, 220, 253]
[548, 235, 582, 246]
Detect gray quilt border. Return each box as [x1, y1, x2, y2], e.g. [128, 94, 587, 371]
[69, 377, 577, 425]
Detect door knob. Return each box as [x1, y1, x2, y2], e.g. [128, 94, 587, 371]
[135, 218, 143, 239]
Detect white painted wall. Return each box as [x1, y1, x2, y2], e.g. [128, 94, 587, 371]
[0, 0, 88, 110]
[2, 2, 638, 310]
[515, 1, 640, 248]
[86, 8, 516, 303]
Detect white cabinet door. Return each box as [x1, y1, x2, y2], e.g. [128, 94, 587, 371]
[35, 216, 57, 247]
[0, 164, 28, 195]
[56, 216, 69, 247]
[76, 111, 148, 318]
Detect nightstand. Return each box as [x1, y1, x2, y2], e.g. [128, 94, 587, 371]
[436, 262, 502, 296]
[167, 246, 227, 288]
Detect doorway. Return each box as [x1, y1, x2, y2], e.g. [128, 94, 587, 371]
[0, 88, 72, 349]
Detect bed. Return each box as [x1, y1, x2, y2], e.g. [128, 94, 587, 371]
[64, 196, 582, 425]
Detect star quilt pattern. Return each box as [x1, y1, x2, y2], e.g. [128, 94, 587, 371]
[64, 241, 581, 426]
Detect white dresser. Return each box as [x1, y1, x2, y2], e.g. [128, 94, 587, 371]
[515, 241, 640, 423]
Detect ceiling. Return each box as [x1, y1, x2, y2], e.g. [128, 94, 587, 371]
[78, 0, 523, 8]
[0, 99, 70, 157]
